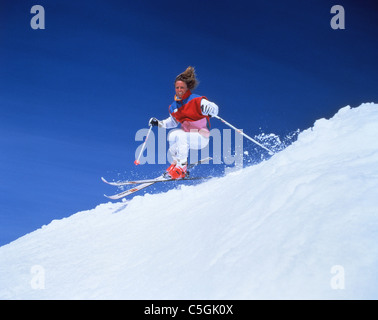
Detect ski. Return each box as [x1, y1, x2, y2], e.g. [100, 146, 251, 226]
[102, 176, 205, 186]
[102, 157, 211, 186]
[103, 157, 211, 199]
[103, 177, 207, 200]
[104, 180, 162, 200]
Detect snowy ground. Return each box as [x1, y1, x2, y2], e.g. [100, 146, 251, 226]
[1, 103, 377, 299]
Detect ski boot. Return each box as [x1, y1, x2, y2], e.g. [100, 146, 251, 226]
[165, 163, 187, 180]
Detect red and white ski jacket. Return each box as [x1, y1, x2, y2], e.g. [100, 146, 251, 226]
[161, 90, 214, 138]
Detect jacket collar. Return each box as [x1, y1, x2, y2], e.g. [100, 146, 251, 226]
[174, 90, 192, 102]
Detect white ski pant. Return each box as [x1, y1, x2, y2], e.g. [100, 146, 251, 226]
[168, 129, 209, 164]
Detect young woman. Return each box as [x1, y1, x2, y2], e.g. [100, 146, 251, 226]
[149, 66, 219, 179]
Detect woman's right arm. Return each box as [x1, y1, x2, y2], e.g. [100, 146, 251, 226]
[149, 115, 178, 128]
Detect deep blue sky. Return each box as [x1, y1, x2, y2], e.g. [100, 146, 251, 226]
[1, 0, 377, 246]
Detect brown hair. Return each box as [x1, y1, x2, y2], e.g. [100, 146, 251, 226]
[174, 66, 199, 90]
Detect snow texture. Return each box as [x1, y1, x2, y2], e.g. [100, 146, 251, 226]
[1, 103, 377, 299]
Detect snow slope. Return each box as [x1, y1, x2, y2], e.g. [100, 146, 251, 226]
[1, 103, 377, 299]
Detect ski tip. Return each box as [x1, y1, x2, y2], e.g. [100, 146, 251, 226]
[101, 177, 108, 183]
[134, 160, 140, 165]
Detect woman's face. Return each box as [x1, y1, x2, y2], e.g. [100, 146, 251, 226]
[175, 81, 188, 99]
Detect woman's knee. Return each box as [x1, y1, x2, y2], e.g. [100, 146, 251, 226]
[168, 129, 187, 144]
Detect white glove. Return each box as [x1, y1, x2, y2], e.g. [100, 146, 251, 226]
[201, 99, 219, 117]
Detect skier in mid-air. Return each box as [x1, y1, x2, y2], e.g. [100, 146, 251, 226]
[148, 66, 219, 179]
[102, 66, 273, 199]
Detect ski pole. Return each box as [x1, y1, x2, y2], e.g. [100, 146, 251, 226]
[134, 125, 153, 165]
[213, 115, 275, 155]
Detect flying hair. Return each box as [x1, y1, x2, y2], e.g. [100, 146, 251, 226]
[174, 66, 199, 90]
